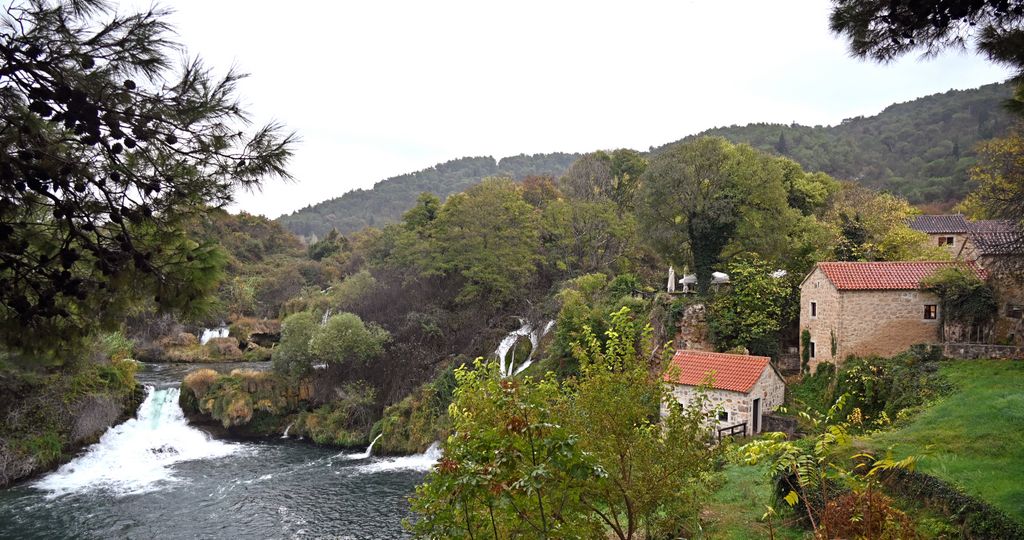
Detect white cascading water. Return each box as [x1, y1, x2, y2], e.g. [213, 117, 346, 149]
[339, 433, 383, 460]
[495, 319, 555, 377]
[199, 327, 229, 345]
[34, 386, 241, 498]
[351, 441, 442, 474]
[281, 422, 294, 439]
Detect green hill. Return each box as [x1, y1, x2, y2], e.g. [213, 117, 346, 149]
[666, 81, 1015, 205]
[280, 82, 1014, 239]
[278, 153, 579, 239]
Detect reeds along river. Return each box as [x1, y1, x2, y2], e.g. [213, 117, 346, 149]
[0, 362, 438, 540]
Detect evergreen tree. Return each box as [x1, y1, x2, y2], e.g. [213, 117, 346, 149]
[0, 0, 294, 356]
[775, 131, 789, 155]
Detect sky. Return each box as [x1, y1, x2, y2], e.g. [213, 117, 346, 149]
[118, 0, 1011, 218]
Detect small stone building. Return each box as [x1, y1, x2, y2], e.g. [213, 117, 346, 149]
[661, 350, 785, 436]
[800, 261, 986, 371]
[909, 214, 970, 255]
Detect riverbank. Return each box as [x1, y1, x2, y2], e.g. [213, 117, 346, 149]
[0, 348, 143, 488]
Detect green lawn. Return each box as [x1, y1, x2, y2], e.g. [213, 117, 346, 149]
[704, 464, 809, 539]
[866, 359, 1024, 524]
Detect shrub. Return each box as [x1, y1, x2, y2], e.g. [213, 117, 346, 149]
[821, 490, 918, 539]
[183, 369, 219, 399]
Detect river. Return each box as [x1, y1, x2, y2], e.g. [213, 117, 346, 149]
[0, 362, 435, 539]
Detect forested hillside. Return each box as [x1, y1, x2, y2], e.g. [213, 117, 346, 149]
[278, 153, 579, 238]
[281, 82, 1013, 240]
[669, 81, 1015, 205]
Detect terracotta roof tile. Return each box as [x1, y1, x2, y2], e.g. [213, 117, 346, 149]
[662, 350, 771, 393]
[816, 261, 986, 290]
[908, 214, 969, 234]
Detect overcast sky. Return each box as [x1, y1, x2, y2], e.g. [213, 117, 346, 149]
[120, 0, 1010, 218]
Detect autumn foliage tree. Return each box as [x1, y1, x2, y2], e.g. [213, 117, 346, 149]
[0, 0, 293, 356]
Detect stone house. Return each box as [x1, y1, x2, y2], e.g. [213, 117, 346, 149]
[661, 350, 785, 436]
[799, 261, 986, 371]
[910, 216, 1024, 344]
[909, 214, 970, 255]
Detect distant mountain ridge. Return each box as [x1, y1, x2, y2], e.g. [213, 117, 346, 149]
[279, 81, 1014, 238]
[667, 81, 1015, 205]
[278, 153, 579, 239]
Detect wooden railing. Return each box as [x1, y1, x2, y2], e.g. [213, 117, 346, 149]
[717, 422, 747, 441]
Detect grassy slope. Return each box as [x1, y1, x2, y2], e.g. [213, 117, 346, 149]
[867, 360, 1024, 524]
[705, 464, 809, 539]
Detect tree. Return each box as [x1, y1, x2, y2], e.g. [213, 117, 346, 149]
[308, 229, 349, 261]
[921, 266, 999, 342]
[827, 186, 950, 261]
[409, 308, 721, 539]
[639, 138, 825, 291]
[309, 312, 390, 367]
[430, 178, 541, 304]
[0, 0, 294, 356]
[708, 255, 795, 356]
[639, 138, 741, 293]
[829, 0, 1024, 113]
[559, 149, 647, 213]
[272, 312, 318, 378]
[961, 130, 1024, 224]
[408, 360, 600, 539]
[561, 307, 720, 539]
[540, 199, 637, 278]
[775, 131, 789, 155]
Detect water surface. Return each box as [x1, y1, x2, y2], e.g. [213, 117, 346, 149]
[0, 362, 433, 539]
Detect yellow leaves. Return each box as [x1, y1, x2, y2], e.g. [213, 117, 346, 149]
[784, 490, 800, 507]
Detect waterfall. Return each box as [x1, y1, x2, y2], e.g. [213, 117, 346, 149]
[34, 386, 241, 498]
[494, 319, 555, 377]
[340, 433, 383, 460]
[280, 422, 294, 439]
[351, 441, 442, 474]
[320, 308, 332, 326]
[199, 326, 229, 345]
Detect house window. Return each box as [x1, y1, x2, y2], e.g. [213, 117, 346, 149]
[718, 411, 729, 422]
[1008, 304, 1024, 319]
[924, 305, 938, 320]
[809, 341, 816, 359]
[937, 236, 954, 246]
[811, 301, 817, 318]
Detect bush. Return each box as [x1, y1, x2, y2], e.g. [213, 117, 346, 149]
[787, 351, 952, 430]
[372, 366, 456, 454]
[183, 368, 219, 399]
[821, 490, 918, 539]
[294, 382, 376, 447]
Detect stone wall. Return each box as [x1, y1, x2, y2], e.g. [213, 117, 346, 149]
[924, 232, 968, 257]
[839, 289, 941, 359]
[943, 342, 1024, 360]
[662, 367, 785, 435]
[800, 267, 842, 371]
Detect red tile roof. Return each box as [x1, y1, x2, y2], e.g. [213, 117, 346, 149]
[662, 350, 772, 393]
[816, 261, 986, 290]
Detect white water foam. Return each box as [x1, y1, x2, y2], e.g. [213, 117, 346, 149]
[199, 327, 229, 345]
[280, 422, 294, 439]
[34, 386, 242, 498]
[495, 319, 555, 377]
[338, 433, 383, 461]
[350, 441, 442, 474]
